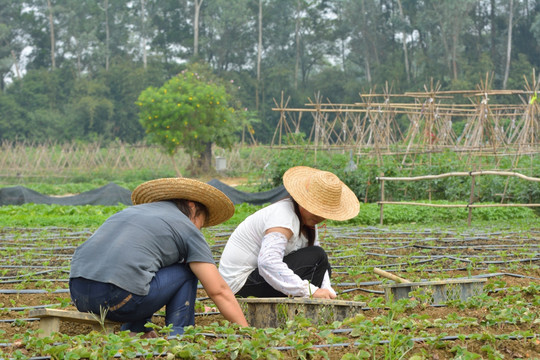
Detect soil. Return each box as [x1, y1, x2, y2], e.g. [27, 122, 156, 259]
[0, 226, 539, 359]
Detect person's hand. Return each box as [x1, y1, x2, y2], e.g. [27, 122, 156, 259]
[130, 330, 158, 339]
[312, 288, 337, 299]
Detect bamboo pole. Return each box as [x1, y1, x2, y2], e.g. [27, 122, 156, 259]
[377, 201, 540, 208]
[374, 268, 410, 283]
[377, 170, 540, 182]
[375, 169, 540, 227]
[467, 174, 476, 226]
[379, 176, 385, 225]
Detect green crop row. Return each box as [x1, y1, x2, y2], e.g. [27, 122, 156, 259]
[0, 201, 536, 229]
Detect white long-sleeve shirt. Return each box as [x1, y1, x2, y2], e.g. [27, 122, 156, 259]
[258, 231, 334, 296]
[218, 198, 335, 297]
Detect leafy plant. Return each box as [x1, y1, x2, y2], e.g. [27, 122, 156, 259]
[137, 62, 242, 174]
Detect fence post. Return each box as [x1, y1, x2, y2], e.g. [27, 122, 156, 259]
[379, 176, 385, 225]
[467, 173, 476, 226]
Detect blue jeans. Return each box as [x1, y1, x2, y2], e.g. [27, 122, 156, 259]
[69, 263, 198, 335]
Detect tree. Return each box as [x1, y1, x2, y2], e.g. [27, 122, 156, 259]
[46, 0, 56, 69]
[194, 0, 203, 57]
[202, 0, 255, 72]
[1, 68, 73, 141]
[343, 0, 384, 84]
[100, 61, 163, 143]
[62, 0, 101, 78]
[64, 77, 114, 140]
[0, 1, 25, 90]
[293, 0, 337, 88]
[147, 0, 191, 68]
[0, 92, 25, 140]
[256, 0, 263, 110]
[503, 0, 514, 89]
[99, 0, 111, 71]
[396, 0, 411, 83]
[428, 0, 475, 81]
[137, 62, 240, 175]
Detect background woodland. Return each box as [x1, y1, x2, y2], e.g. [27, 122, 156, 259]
[1, 0, 539, 145]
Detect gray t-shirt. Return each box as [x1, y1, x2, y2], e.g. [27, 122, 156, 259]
[70, 201, 215, 295]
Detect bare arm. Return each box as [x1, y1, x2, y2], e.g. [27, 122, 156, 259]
[266, 227, 293, 238]
[189, 262, 248, 327]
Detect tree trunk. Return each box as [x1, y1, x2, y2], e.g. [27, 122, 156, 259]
[104, 0, 110, 71]
[441, 35, 452, 75]
[490, 0, 496, 60]
[170, 155, 183, 177]
[438, 18, 452, 77]
[364, 54, 372, 84]
[360, 0, 372, 83]
[397, 0, 410, 83]
[294, 0, 301, 90]
[77, 46, 82, 78]
[451, 30, 459, 80]
[98, 0, 110, 71]
[46, 0, 56, 69]
[363, 0, 379, 66]
[10, 51, 21, 79]
[141, 0, 147, 69]
[503, 0, 513, 89]
[196, 141, 213, 174]
[256, 0, 262, 110]
[194, 0, 203, 56]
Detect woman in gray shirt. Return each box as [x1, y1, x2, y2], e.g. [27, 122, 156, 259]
[69, 178, 248, 337]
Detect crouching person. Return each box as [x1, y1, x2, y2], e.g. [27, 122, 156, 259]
[69, 178, 248, 337]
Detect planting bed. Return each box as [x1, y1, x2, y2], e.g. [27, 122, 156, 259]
[0, 225, 538, 359]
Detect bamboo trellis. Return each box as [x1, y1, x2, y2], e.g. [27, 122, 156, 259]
[270, 75, 539, 166]
[0, 140, 183, 180]
[377, 170, 540, 226]
[514, 71, 540, 155]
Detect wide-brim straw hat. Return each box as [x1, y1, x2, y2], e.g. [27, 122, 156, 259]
[283, 166, 360, 221]
[131, 178, 234, 227]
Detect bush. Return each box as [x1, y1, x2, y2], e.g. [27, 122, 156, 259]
[263, 149, 540, 205]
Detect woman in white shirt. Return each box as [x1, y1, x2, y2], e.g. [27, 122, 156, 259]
[219, 166, 360, 299]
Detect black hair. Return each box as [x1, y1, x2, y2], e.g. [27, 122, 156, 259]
[173, 199, 209, 222]
[291, 197, 316, 246]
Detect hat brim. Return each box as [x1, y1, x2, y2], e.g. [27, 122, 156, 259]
[283, 166, 360, 221]
[131, 178, 234, 227]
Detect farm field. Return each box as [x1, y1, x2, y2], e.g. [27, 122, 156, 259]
[0, 223, 538, 359]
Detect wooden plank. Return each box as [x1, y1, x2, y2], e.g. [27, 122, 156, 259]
[30, 308, 103, 323]
[39, 317, 60, 338]
[237, 297, 365, 307]
[29, 308, 120, 337]
[236, 297, 366, 328]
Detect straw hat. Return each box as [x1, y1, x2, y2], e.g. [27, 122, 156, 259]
[283, 166, 360, 221]
[131, 178, 234, 227]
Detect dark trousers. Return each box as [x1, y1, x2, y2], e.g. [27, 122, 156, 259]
[236, 245, 331, 298]
[69, 263, 197, 335]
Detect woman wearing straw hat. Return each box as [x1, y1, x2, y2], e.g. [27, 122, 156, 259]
[69, 178, 248, 337]
[219, 166, 360, 299]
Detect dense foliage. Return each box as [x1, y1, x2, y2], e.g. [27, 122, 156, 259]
[262, 149, 540, 205]
[1, 1, 540, 144]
